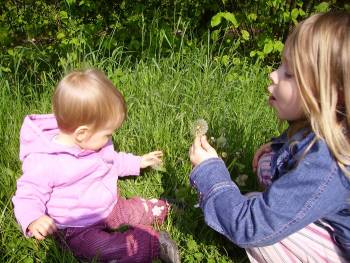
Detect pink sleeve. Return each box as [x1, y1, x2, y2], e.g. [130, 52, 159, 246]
[113, 152, 142, 177]
[101, 141, 142, 177]
[12, 154, 54, 236]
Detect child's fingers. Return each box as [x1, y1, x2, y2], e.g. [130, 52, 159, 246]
[33, 232, 45, 240]
[32, 227, 46, 240]
[252, 151, 261, 170]
[252, 143, 272, 171]
[189, 144, 194, 157]
[151, 155, 163, 162]
[252, 147, 265, 168]
[152, 158, 162, 165]
[189, 142, 198, 159]
[52, 222, 57, 232]
[200, 136, 213, 152]
[148, 151, 163, 157]
[193, 136, 201, 150]
[43, 216, 57, 234]
[47, 224, 57, 235]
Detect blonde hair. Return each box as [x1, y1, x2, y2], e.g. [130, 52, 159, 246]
[53, 68, 127, 133]
[284, 12, 350, 176]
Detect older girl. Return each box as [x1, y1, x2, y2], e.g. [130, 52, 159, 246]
[189, 12, 350, 262]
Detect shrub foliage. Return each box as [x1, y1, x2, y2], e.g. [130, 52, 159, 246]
[1, 0, 348, 66]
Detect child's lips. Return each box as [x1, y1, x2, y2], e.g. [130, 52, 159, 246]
[268, 95, 276, 105]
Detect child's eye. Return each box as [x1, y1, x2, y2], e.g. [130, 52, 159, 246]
[285, 71, 293, 78]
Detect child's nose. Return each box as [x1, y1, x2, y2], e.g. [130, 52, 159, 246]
[267, 85, 274, 94]
[269, 70, 278, 84]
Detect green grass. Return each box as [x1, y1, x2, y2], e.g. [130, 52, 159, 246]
[0, 43, 282, 262]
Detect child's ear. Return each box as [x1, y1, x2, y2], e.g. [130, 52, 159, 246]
[74, 125, 89, 143]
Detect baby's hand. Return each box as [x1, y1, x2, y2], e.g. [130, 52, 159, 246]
[141, 151, 163, 169]
[28, 215, 57, 240]
[252, 142, 272, 173]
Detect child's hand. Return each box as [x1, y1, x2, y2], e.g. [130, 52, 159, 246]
[252, 142, 272, 173]
[27, 215, 57, 240]
[141, 151, 163, 169]
[189, 135, 218, 167]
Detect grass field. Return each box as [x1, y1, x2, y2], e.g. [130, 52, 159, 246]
[0, 43, 283, 262]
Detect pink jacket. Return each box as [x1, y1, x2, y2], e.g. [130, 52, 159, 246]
[12, 114, 141, 235]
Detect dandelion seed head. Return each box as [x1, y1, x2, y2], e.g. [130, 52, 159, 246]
[236, 174, 248, 186]
[216, 135, 227, 148]
[191, 119, 208, 137]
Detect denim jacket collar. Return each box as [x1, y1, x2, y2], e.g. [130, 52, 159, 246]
[271, 127, 316, 181]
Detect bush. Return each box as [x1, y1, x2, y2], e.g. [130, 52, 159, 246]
[0, 0, 348, 78]
[209, 0, 349, 62]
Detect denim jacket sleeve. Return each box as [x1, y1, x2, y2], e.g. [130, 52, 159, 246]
[190, 141, 349, 248]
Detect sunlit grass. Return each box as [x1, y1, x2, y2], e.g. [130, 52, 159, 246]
[0, 42, 282, 262]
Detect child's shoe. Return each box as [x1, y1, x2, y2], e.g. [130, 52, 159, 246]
[159, 231, 180, 263]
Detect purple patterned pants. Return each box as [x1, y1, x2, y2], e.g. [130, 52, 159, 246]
[55, 196, 169, 263]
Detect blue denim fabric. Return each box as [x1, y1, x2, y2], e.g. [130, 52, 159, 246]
[190, 129, 350, 256]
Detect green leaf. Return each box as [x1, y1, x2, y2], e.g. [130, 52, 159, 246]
[65, 0, 76, 5]
[263, 42, 273, 54]
[291, 8, 300, 20]
[59, 11, 68, 20]
[7, 48, 14, 56]
[222, 12, 238, 28]
[273, 40, 284, 52]
[226, 71, 238, 82]
[194, 252, 204, 261]
[211, 12, 238, 28]
[221, 55, 229, 66]
[70, 37, 80, 46]
[283, 11, 290, 22]
[314, 2, 330, 13]
[56, 32, 65, 40]
[211, 13, 223, 27]
[236, 162, 245, 170]
[249, 50, 257, 57]
[0, 66, 11, 73]
[4, 167, 15, 176]
[211, 29, 220, 42]
[187, 239, 198, 251]
[241, 30, 250, 41]
[22, 258, 34, 263]
[232, 57, 241, 65]
[247, 13, 257, 21]
[257, 51, 265, 59]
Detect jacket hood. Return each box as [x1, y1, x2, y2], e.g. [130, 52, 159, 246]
[19, 114, 85, 161]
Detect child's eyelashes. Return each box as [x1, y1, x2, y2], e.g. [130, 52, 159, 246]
[285, 72, 293, 78]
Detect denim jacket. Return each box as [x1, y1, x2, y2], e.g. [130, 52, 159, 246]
[190, 129, 350, 255]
